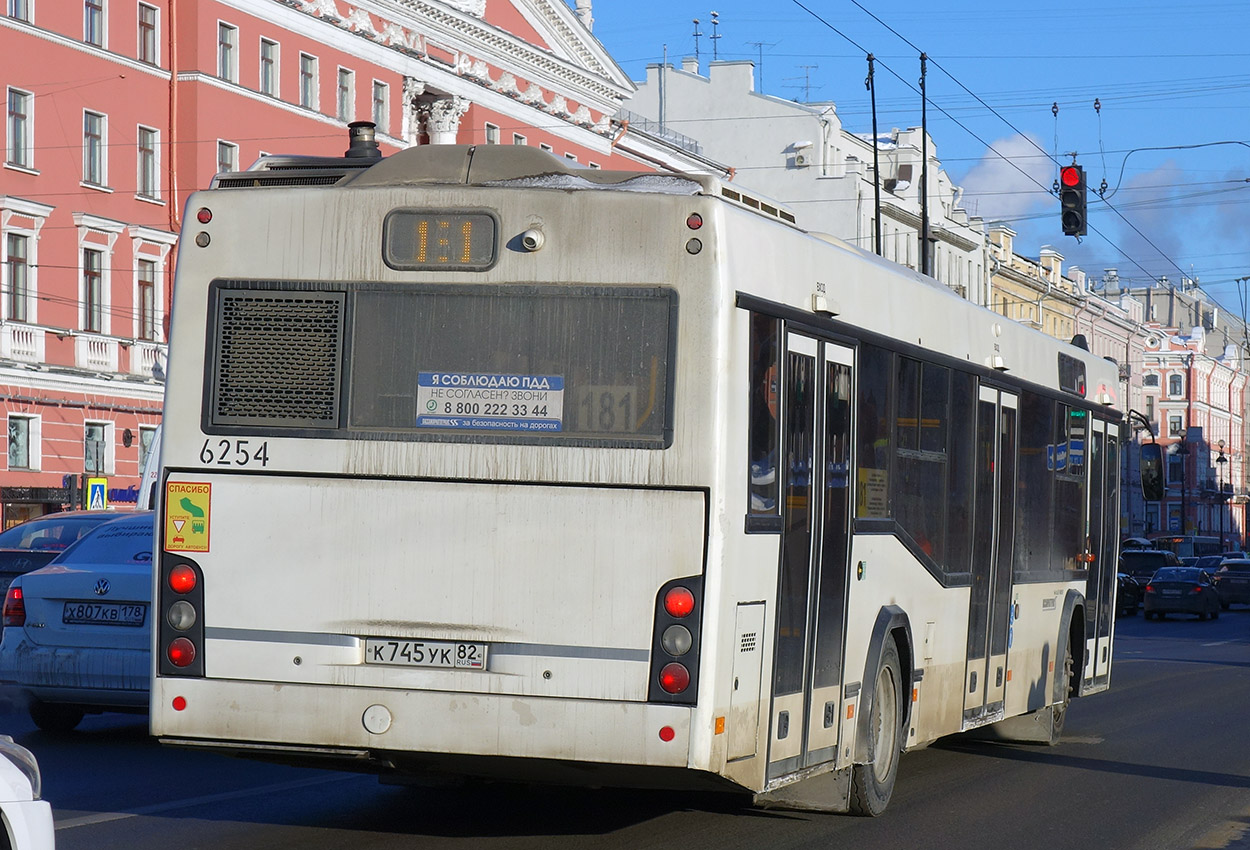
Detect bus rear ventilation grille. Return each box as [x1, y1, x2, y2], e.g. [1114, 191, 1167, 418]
[211, 291, 345, 428]
[213, 173, 349, 189]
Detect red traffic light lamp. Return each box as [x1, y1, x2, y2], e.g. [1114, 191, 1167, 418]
[1060, 164, 1087, 236]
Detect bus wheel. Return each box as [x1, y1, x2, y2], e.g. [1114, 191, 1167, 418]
[849, 640, 902, 817]
[1050, 641, 1073, 745]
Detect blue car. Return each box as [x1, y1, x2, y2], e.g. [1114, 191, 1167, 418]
[0, 512, 154, 732]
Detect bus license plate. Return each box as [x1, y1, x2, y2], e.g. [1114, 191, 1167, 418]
[364, 639, 487, 670]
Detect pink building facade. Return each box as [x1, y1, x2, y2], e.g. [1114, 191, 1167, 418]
[1140, 326, 1246, 546]
[2, 0, 705, 526]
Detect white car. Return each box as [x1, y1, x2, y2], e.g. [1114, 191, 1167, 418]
[0, 735, 54, 849]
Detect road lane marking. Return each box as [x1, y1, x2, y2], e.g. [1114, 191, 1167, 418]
[54, 774, 360, 830]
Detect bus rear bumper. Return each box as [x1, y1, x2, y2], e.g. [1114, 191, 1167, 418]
[152, 678, 701, 779]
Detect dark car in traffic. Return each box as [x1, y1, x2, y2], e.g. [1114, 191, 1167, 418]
[1142, 567, 1222, 620]
[1119, 549, 1182, 585]
[1212, 558, 1250, 609]
[1116, 573, 1142, 616]
[0, 512, 123, 597]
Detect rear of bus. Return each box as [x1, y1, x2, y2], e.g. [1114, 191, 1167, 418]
[151, 139, 737, 788]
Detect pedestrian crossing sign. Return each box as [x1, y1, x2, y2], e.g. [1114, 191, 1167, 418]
[87, 478, 107, 511]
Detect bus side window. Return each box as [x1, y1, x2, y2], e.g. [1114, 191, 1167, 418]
[747, 314, 780, 518]
[856, 344, 892, 518]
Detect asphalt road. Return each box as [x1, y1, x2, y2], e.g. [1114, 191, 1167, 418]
[3, 607, 1247, 850]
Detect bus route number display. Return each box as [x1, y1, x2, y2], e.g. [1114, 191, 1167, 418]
[415, 372, 564, 433]
[383, 210, 498, 271]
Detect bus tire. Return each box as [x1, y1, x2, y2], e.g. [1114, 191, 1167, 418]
[849, 639, 902, 817]
[1050, 640, 1073, 745]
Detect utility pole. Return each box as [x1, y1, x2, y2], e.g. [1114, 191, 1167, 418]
[866, 53, 882, 256]
[746, 40, 777, 93]
[692, 18, 702, 70]
[919, 52, 930, 277]
[710, 11, 720, 61]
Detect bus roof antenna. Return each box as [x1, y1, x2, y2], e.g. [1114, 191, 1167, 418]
[346, 121, 381, 159]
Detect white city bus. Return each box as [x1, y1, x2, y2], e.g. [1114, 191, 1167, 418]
[151, 124, 1123, 815]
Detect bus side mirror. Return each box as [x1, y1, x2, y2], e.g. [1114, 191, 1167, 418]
[1140, 443, 1164, 502]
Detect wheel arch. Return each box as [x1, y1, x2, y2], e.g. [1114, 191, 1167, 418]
[853, 605, 913, 764]
[1059, 589, 1086, 700]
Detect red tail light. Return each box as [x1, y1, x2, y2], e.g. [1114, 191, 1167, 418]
[167, 638, 196, 667]
[659, 662, 690, 694]
[1191, 585, 1204, 594]
[169, 565, 197, 594]
[1145, 584, 1154, 594]
[2, 586, 24, 627]
[663, 587, 695, 618]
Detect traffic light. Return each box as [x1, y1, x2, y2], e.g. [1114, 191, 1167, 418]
[1059, 164, 1087, 236]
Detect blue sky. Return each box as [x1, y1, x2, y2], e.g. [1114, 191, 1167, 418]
[577, 0, 1250, 317]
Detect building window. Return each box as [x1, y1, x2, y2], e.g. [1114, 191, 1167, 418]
[1169, 415, 1183, 437]
[512, 133, 526, 146]
[564, 152, 578, 162]
[299, 53, 318, 110]
[84, 422, 111, 475]
[6, 88, 32, 169]
[1143, 373, 1159, 388]
[260, 39, 278, 97]
[1168, 374, 1184, 397]
[217, 140, 237, 174]
[7, 416, 36, 470]
[137, 126, 158, 199]
[218, 22, 237, 82]
[83, 110, 105, 186]
[1168, 455, 1184, 485]
[588, 162, 601, 169]
[138, 3, 158, 64]
[371, 81, 388, 132]
[83, 248, 103, 332]
[84, 0, 104, 47]
[139, 425, 157, 469]
[8, 0, 31, 22]
[539, 143, 553, 152]
[5, 233, 28, 322]
[484, 123, 500, 145]
[336, 68, 354, 122]
[138, 258, 156, 340]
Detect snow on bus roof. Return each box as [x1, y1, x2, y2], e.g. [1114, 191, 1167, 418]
[482, 174, 701, 194]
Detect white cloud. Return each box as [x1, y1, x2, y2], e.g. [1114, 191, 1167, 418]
[953, 134, 1053, 225]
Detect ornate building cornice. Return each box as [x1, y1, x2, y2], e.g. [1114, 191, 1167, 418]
[274, 0, 633, 137]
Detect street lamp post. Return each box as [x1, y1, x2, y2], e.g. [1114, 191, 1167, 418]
[1218, 439, 1228, 549]
[1178, 429, 1189, 534]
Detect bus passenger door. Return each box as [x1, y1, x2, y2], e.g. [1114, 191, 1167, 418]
[1083, 418, 1116, 692]
[768, 334, 854, 778]
[964, 387, 1017, 724]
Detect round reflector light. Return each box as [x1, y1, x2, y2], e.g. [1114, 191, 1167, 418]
[663, 586, 695, 618]
[659, 662, 690, 694]
[661, 624, 693, 656]
[167, 600, 197, 631]
[172, 696, 187, 711]
[686, 213, 703, 230]
[169, 565, 196, 594]
[196, 207, 213, 224]
[167, 637, 196, 667]
[1060, 166, 1080, 187]
[658, 726, 676, 742]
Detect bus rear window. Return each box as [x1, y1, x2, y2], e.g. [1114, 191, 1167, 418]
[349, 285, 675, 446]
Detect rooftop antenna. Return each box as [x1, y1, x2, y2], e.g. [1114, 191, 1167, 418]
[782, 64, 820, 102]
[745, 40, 778, 93]
[710, 11, 721, 61]
[692, 18, 702, 68]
